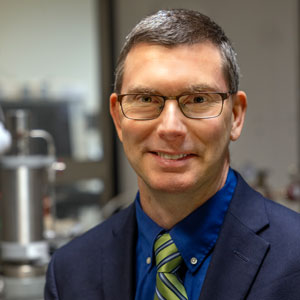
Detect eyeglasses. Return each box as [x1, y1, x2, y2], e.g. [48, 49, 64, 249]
[117, 92, 232, 120]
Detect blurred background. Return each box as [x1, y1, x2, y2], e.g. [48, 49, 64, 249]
[0, 0, 298, 298]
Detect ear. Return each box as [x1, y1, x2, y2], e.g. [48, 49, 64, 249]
[110, 93, 123, 142]
[230, 91, 247, 141]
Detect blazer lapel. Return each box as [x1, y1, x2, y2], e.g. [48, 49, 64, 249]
[199, 174, 270, 300]
[101, 204, 137, 300]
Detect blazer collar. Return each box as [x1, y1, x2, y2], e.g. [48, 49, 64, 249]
[199, 172, 270, 300]
[228, 172, 269, 233]
[101, 203, 137, 300]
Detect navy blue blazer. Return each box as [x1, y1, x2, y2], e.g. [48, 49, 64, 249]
[45, 173, 300, 299]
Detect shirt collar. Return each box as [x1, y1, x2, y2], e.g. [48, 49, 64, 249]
[135, 168, 237, 273]
[135, 191, 162, 268]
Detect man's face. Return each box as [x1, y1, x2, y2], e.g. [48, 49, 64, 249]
[110, 42, 246, 197]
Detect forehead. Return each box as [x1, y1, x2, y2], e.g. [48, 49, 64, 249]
[122, 42, 228, 93]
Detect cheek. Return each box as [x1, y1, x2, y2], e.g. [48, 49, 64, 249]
[121, 127, 136, 153]
[120, 121, 150, 153]
[199, 119, 232, 156]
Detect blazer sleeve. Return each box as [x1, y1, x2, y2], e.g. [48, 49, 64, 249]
[44, 253, 60, 300]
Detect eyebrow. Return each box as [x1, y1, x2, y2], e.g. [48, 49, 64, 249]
[125, 86, 159, 94]
[124, 84, 223, 95]
[184, 84, 222, 93]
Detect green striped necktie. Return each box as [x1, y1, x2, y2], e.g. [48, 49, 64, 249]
[154, 233, 188, 300]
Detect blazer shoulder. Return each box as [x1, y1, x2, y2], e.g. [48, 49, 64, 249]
[54, 203, 136, 258]
[249, 196, 300, 295]
[264, 196, 300, 219]
[263, 197, 300, 239]
[45, 203, 137, 299]
[232, 171, 300, 232]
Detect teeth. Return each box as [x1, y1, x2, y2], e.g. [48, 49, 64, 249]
[157, 152, 188, 160]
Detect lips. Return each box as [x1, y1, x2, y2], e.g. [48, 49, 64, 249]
[157, 152, 188, 160]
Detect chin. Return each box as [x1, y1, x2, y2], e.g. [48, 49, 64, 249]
[150, 179, 195, 194]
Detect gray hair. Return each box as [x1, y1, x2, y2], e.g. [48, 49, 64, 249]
[114, 9, 240, 94]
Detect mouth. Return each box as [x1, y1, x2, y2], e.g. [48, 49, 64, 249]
[155, 152, 191, 160]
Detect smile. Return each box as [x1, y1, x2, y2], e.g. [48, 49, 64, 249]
[157, 152, 189, 160]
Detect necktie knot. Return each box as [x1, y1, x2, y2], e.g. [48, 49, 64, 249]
[154, 233, 183, 273]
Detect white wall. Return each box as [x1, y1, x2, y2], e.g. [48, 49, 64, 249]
[0, 0, 99, 110]
[0, 0, 101, 159]
[113, 0, 299, 195]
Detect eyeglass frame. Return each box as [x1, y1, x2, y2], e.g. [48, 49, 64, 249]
[116, 92, 233, 120]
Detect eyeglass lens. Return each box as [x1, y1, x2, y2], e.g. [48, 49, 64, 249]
[120, 93, 224, 120]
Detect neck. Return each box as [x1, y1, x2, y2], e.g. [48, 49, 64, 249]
[138, 164, 230, 229]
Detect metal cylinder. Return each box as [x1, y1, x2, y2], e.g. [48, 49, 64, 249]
[0, 109, 55, 276]
[0, 157, 49, 244]
[0, 156, 54, 263]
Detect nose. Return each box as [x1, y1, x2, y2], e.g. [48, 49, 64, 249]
[156, 100, 187, 141]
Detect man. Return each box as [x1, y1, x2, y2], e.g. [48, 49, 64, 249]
[45, 9, 300, 300]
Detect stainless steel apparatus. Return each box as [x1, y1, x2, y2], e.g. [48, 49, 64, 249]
[0, 110, 55, 300]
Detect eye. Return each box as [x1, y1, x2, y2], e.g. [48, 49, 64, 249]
[181, 94, 209, 105]
[135, 94, 162, 104]
[140, 95, 153, 103]
[192, 95, 206, 103]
